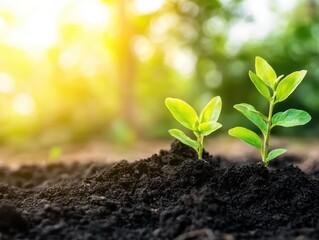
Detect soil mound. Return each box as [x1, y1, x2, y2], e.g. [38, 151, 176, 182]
[1, 141, 319, 239]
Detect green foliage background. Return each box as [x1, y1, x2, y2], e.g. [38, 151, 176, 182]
[0, 0, 318, 148]
[134, 0, 318, 138]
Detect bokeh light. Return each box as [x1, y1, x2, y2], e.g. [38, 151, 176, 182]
[0, 0, 317, 151]
[12, 93, 35, 116]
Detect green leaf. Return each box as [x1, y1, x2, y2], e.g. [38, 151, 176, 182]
[272, 109, 311, 127]
[266, 148, 287, 162]
[275, 70, 307, 103]
[275, 75, 284, 83]
[165, 98, 198, 130]
[249, 71, 271, 100]
[168, 129, 198, 151]
[234, 103, 267, 135]
[228, 127, 262, 151]
[255, 56, 277, 88]
[198, 121, 222, 136]
[199, 96, 222, 123]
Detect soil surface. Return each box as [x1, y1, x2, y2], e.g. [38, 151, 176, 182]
[1, 141, 319, 239]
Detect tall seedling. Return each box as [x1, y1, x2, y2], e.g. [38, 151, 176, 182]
[229, 57, 311, 166]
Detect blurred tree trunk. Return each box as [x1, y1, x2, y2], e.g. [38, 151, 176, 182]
[115, 0, 137, 131]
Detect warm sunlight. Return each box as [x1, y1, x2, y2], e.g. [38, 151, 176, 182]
[12, 93, 36, 115]
[0, 0, 312, 158]
[0, 73, 15, 93]
[0, 0, 112, 119]
[0, 1, 62, 51]
[131, 0, 164, 14]
[0, 0, 110, 55]
[60, 0, 111, 30]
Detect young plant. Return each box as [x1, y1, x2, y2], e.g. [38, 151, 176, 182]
[48, 146, 63, 164]
[165, 96, 222, 159]
[228, 56, 311, 166]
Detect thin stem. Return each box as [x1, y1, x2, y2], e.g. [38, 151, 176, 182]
[262, 97, 275, 165]
[196, 134, 204, 160]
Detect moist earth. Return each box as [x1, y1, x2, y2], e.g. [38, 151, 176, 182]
[1, 141, 319, 240]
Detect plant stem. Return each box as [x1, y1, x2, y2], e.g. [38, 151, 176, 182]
[262, 97, 275, 165]
[197, 134, 204, 160]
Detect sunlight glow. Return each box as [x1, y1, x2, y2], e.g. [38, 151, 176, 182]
[165, 48, 197, 78]
[12, 94, 36, 116]
[80, 57, 98, 78]
[0, 0, 64, 51]
[59, 50, 79, 71]
[150, 13, 178, 43]
[228, 0, 276, 46]
[0, 73, 15, 93]
[8, 17, 58, 50]
[132, 0, 164, 15]
[133, 36, 154, 62]
[0, 0, 110, 55]
[62, 0, 111, 30]
[226, 0, 299, 51]
[0, 18, 6, 29]
[179, 1, 199, 17]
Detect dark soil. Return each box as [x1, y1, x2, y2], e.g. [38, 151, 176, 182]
[1, 140, 319, 239]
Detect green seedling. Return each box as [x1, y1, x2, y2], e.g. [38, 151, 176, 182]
[229, 56, 311, 166]
[48, 146, 63, 164]
[165, 96, 222, 159]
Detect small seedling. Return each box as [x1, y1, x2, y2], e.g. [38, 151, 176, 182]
[165, 96, 222, 159]
[48, 146, 63, 163]
[229, 56, 311, 166]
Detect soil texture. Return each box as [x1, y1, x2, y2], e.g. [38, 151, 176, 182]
[1, 140, 319, 239]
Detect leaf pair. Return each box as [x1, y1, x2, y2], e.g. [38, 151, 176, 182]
[249, 57, 307, 103]
[165, 96, 222, 159]
[229, 56, 311, 165]
[228, 127, 287, 162]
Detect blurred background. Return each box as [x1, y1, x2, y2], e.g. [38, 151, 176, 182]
[0, 0, 318, 164]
